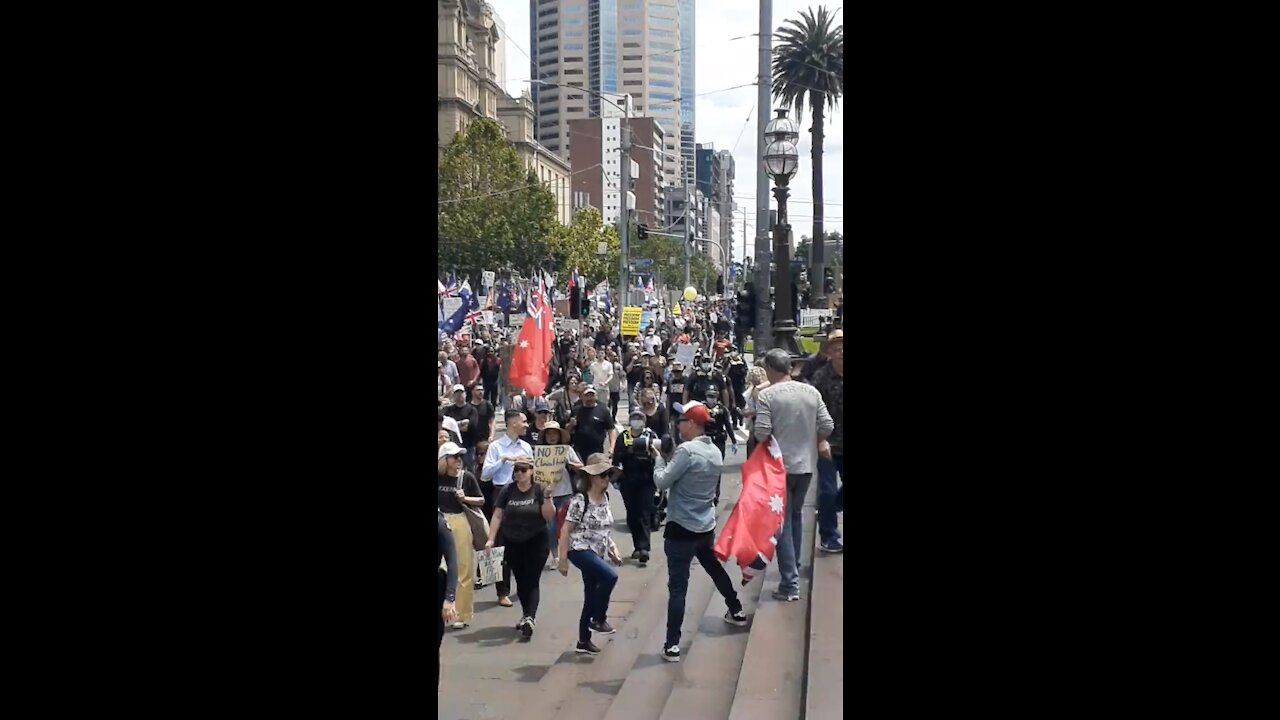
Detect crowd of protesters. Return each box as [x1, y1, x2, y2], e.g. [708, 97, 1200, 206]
[437, 292, 845, 673]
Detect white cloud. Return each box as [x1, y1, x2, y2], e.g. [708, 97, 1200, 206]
[484, 0, 845, 260]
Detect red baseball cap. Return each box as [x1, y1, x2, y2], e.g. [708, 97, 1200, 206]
[674, 400, 711, 425]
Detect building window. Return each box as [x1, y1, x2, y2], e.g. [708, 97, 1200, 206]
[623, 80, 643, 86]
[564, 69, 583, 75]
[651, 66, 674, 76]
[651, 29, 674, 38]
[623, 67, 642, 73]
[651, 41, 675, 51]
[623, 42, 641, 48]
[564, 42, 584, 50]
[623, 54, 642, 61]
[564, 29, 584, 37]
[564, 56, 583, 62]
[563, 17, 582, 25]
[568, 106, 583, 112]
[649, 16, 676, 27]
[623, 29, 641, 36]
[650, 79, 675, 88]
[650, 91, 675, 100]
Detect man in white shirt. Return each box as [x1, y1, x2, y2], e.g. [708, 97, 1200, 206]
[480, 409, 535, 606]
[588, 353, 614, 404]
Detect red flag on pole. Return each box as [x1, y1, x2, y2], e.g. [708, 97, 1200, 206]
[714, 437, 787, 583]
[507, 278, 554, 397]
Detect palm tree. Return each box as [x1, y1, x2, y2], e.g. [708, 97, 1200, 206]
[772, 6, 843, 305]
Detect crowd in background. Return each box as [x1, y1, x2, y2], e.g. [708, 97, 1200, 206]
[438, 295, 845, 674]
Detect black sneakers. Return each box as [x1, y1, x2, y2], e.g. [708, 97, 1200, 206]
[724, 610, 748, 626]
[662, 645, 681, 662]
[589, 619, 616, 635]
[636, 551, 650, 566]
[576, 641, 602, 655]
[518, 616, 535, 638]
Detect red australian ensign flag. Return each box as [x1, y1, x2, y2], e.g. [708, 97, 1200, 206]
[714, 437, 788, 583]
[507, 278, 555, 397]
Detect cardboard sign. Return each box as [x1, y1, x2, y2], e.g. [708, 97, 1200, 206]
[533, 444, 570, 486]
[476, 547, 505, 586]
[620, 306, 642, 336]
[482, 271, 495, 288]
[675, 342, 695, 367]
[639, 310, 655, 331]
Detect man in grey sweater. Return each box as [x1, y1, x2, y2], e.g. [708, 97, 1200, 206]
[752, 349, 834, 601]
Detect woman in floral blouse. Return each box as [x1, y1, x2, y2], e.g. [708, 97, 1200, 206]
[557, 453, 623, 656]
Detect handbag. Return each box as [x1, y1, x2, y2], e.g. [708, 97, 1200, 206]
[456, 472, 490, 551]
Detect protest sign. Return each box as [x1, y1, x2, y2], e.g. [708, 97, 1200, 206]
[620, 306, 642, 336]
[533, 444, 570, 486]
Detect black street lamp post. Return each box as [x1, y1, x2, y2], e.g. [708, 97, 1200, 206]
[762, 109, 802, 356]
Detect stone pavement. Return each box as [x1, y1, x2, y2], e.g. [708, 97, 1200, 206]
[444, 392, 843, 720]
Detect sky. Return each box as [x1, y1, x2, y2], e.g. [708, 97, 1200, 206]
[485, 0, 845, 263]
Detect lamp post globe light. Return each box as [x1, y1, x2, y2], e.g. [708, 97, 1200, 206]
[762, 109, 803, 356]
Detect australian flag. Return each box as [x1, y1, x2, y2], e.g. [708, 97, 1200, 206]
[440, 280, 479, 334]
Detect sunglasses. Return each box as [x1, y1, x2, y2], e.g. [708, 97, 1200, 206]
[514, 465, 533, 473]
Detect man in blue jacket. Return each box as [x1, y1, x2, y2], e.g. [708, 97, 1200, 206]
[652, 401, 749, 663]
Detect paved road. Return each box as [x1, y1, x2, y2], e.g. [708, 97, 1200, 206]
[442, 395, 749, 720]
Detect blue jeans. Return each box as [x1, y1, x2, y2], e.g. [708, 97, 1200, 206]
[546, 494, 571, 549]
[774, 473, 811, 594]
[817, 455, 843, 544]
[665, 533, 742, 647]
[568, 549, 618, 643]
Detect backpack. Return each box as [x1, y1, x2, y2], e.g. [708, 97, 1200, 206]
[555, 493, 584, 541]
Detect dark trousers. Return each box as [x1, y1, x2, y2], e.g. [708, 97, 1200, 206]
[568, 549, 618, 643]
[437, 570, 446, 688]
[817, 454, 844, 544]
[664, 532, 742, 647]
[479, 480, 496, 521]
[503, 532, 549, 619]
[609, 391, 620, 418]
[494, 529, 512, 598]
[483, 381, 499, 407]
[620, 475, 657, 553]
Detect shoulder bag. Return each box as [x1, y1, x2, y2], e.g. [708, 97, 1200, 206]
[456, 471, 490, 551]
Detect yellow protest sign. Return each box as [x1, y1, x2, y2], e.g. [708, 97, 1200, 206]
[621, 306, 642, 336]
[533, 445, 570, 486]
[672, 302, 681, 315]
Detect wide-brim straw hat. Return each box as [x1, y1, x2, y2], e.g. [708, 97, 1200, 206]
[577, 452, 621, 479]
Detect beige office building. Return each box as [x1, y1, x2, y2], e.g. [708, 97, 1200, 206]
[439, 0, 571, 225]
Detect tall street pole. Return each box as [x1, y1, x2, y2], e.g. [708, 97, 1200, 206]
[684, 171, 692, 288]
[754, 0, 773, 355]
[619, 108, 632, 313]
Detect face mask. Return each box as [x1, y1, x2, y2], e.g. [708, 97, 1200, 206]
[630, 420, 644, 431]
[706, 399, 718, 408]
[701, 363, 712, 372]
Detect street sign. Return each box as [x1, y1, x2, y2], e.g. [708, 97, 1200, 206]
[630, 258, 654, 266]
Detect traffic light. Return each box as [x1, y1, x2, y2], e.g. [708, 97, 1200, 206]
[737, 287, 756, 330]
[823, 268, 835, 294]
[569, 286, 581, 317]
[637, 223, 649, 240]
[581, 297, 589, 317]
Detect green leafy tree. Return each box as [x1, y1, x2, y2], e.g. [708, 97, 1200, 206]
[773, 6, 843, 297]
[547, 207, 620, 287]
[438, 118, 558, 279]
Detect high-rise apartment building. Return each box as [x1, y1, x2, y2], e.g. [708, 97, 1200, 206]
[530, 0, 687, 189]
[695, 143, 736, 274]
[678, 0, 695, 188]
[567, 93, 666, 227]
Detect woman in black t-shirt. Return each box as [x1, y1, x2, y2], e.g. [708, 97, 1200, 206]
[484, 460, 554, 638]
[439, 442, 484, 628]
